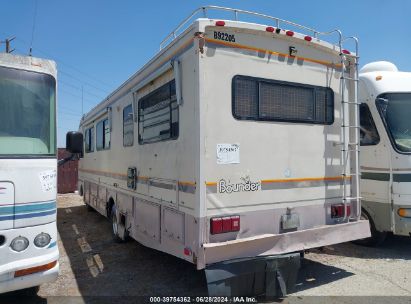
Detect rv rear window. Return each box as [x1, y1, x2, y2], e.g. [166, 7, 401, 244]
[123, 104, 134, 146]
[96, 118, 110, 151]
[138, 80, 179, 144]
[85, 127, 94, 153]
[232, 76, 334, 124]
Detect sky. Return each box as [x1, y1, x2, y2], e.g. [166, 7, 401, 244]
[1, 0, 410, 147]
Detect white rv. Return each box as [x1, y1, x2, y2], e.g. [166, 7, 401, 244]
[0, 53, 59, 293]
[71, 6, 370, 296]
[359, 61, 411, 245]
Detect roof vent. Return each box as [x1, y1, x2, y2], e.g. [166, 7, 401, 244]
[360, 61, 398, 74]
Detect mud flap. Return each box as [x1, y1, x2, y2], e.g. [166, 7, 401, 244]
[205, 253, 300, 298]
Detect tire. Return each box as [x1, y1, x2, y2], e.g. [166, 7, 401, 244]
[110, 206, 128, 243]
[20, 286, 39, 296]
[353, 209, 387, 246]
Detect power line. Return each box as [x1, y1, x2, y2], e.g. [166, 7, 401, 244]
[60, 104, 81, 112]
[59, 105, 82, 115]
[59, 79, 105, 99]
[58, 87, 97, 106]
[0, 32, 115, 92]
[15, 37, 115, 89]
[59, 70, 110, 95]
[59, 112, 82, 118]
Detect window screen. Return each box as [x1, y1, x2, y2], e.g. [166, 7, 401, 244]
[85, 127, 94, 153]
[232, 76, 334, 124]
[96, 118, 110, 150]
[360, 103, 380, 146]
[138, 80, 179, 144]
[123, 104, 134, 146]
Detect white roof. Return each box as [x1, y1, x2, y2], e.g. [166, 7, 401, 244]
[0, 53, 57, 79]
[360, 61, 411, 95]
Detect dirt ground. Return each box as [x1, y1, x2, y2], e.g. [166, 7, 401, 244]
[2, 193, 411, 303]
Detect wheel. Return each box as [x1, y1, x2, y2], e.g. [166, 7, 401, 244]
[353, 209, 387, 246]
[110, 206, 128, 243]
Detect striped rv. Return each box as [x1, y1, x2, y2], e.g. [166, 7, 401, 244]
[358, 61, 411, 245]
[66, 6, 370, 297]
[0, 53, 58, 293]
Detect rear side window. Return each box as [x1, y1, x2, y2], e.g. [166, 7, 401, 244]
[123, 104, 134, 147]
[360, 103, 380, 146]
[138, 80, 179, 144]
[84, 127, 94, 153]
[96, 118, 110, 150]
[232, 76, 334, 124]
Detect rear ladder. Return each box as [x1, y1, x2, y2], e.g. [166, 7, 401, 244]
[338, 37, 361, 220]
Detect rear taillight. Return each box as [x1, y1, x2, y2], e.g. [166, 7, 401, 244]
[331, 204, 351, 218]
[210, 216, 240, 234]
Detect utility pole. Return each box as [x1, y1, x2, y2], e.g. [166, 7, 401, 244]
[1, 37, 15, 53]
[5, 37, 15, 53]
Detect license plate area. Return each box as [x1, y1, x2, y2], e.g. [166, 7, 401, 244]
[281, 213, 300, 230]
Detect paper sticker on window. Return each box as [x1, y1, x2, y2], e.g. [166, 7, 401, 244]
[39, 170, 57, 192]
[216, 144, 240, 164]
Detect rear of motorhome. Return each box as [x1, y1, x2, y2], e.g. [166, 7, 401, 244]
[359, 61, 411, 244]
[71, 6, 370, 296]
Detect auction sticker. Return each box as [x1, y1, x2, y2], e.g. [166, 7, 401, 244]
[216, 143, 240, 164]
[39, 170, 57, 192]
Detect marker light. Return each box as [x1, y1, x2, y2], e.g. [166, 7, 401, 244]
[14, 260, 57, 278]
[210, 216, 240, 234]
[304, 36, 313, 42]
[266, 26, 275, 32]
[342, 49, 351, 55]
[286, 30, 294, 37]
[34, 233, 51, 248]
[398, 208, 411, 218]
[216, 21, 225, 26]
[183, 247, 192, 256]
[10, 236, 29, 252]
[331, 204, 351, 218]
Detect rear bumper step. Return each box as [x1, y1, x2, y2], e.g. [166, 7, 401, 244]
[201, 220, 370, 267]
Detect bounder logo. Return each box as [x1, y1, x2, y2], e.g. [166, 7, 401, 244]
[218, 177, 260, 194]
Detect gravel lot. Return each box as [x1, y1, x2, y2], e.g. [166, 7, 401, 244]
[2, 193, 411, 303]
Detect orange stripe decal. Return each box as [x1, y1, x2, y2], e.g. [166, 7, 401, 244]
[261, 176, 350, 184]
[79, 168, 128, 177]
[205, 176, 350, 187]
[178, 181, 196, 186]
[205, 37, 342, 68]
[79, 168, 195, 186]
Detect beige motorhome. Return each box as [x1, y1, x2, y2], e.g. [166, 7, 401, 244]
[71, 6, 370, 297]
[358, 61, 411, 245]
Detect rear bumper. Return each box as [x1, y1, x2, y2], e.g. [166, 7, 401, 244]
[199, 220, 370, 269]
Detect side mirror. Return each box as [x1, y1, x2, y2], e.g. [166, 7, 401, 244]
[66, 131, 83, 154]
